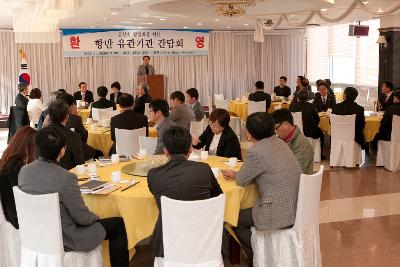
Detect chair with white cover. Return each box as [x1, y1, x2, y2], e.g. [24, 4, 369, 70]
[139, 136, 158, 155]
[291, 112, 303, 133]
[92, 107, 113, 121]
[0, 197, 20, 267]
[215, 99, 229, 111]
[154, 194, 225, 267]
[248, 100, 266, 116]
[98, 109, 119, 128]
[214, 94, 224, 101]
[144, 103, 150, 117]
[251, 165, 324, 267]
[329, 114, 361, 167]
[190, 119, 205, 138]
[12, 187, 102, 267]
[376, 115, 400, 172]
[207, 95, 213, 113]
[115, 127, 146, 157]
[307, 137, 321, 163]
[229, 116, 241, 141]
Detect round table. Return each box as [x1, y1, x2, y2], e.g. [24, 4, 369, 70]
[72, 156, 257, 251]
[78, 109, 90, 123]
[86, 125, 159, 156]
[229, 101, 290, 120]
[318, 114, 381, 142]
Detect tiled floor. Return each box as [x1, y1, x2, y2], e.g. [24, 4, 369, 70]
[2, 128, 400, 266]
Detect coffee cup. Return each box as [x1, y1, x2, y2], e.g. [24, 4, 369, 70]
[87, 163, 97, 174]
[200, 151, 209, 160]
[228, 157, 238, 167]
[76, 165, 86, 175]
[90, 124, 96, 131]
[111, 171, 122, 183]
[139, 149, 147, 158]
[111, 154, 120, 164]
[86, 118, 93, 124]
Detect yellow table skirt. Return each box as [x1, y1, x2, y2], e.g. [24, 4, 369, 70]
[318, 115, 381, 142]
[73, 156, 257, 252]
[229, 101, 289, 120]
[78, 109, 90, 123]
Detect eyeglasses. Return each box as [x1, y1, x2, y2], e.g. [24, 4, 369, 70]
[209, 121, 222, 129]
[275, 123, 283, 130]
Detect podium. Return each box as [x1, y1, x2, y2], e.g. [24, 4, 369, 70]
[138, 74, 167, 100]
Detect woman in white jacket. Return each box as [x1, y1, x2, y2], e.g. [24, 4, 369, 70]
[27, 88, 46, 127]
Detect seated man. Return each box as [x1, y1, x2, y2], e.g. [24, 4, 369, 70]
[332, 87, 366, 149]
[73, 82, 94, 104]
[110, 93, 148, 153]
[169, 91, 195, 130]
[248, 80, 271, 112]
[46, 99, 84, 170]
[222, 112, 301, 266]
[273, 76, 291, 98]
[313, 81, 336, 112]
[110, 81, 122, 104]
[147, 126, 223, 257]
[15, 83, 29, 108]
[57, 93, 103, 160]
[18, 127, 128, 267]
[149, 99, 175, 155]
[372, 90, 400, 150]
[272, 108, 314, 174]
[90, 86, 116, 118]
[186, 88, 205, 121]
[378, 80, 395, 111]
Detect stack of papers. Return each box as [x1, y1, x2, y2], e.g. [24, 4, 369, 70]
[80, 180, 109, 194]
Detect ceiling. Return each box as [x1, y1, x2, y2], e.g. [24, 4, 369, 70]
[0, 0, 399, 30]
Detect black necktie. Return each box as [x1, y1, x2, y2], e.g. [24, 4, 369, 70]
[145, 65, 149, 75]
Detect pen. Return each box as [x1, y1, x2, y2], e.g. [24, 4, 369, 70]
[121, 181, 141, 192]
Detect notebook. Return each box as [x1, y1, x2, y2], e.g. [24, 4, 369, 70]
[80, 180, 108, 193]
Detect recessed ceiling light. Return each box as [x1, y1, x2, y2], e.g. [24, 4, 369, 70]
[226, 26, 231, 29]
[378, 8, 383, 12]
[312, 20, 316, 23]
[362, 1, 369, 4]
[215, 18, 219, 22]
[290, 14, 295, 17]
[244, 23, 249, 26]
[197, 22, 203, 26]
[111, 12, 119, 15]
[146, 22, 153, 25]
[320, 8, 328, 12]
[159, 18, 166, 21]
[184, 26, 189, 29]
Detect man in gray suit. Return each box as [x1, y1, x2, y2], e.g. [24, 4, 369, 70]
[149, 99, 175, 154]
[222, 112, 302, 266]
[186, 88, 205, 121]
[18, 127, 129, 267]
[137, 55, 155, 84]
[169, 91, 195, 130]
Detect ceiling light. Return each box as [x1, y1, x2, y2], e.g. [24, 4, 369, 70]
[146, 22, 153, 25]
[362, 1, 369, 4]
[244, 23, 249, 26]
[226, 26, 231, 28]
[197, 22, 203, 26]
[111, 12, 119, 15]
[290, 14, 295, 17]
[320, 8, 328, 12]
[215, 18, 220, 22]
[184, 26, 189, 29]
[378, 8, 383, 13]
[201, 0, 264, 17]
[159, 18, 166, 21]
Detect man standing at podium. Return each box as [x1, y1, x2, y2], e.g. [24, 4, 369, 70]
[137, 56, 155, 85]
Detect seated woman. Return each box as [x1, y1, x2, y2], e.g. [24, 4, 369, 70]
[134, 83, 152, 114]
[27, 88, 46, 127]
[0, 126, 37, 229]
[192, 108, 242, 160]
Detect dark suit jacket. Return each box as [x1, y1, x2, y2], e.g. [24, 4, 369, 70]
[379, 92, 394, 111]
[147, 155, 223, 257]
[48, 122, 84, 170]
[15, 93, 28, 108]
[313, 92, 336, 112]
[134, 93, 152, 114]
[110, 110, 148, 141]
[110, 92, 122, 104]
[7, 106, 30, 143]
[66, 113, 88, 143]
[19, 158, 105, 251]
[273, 85, 291, 98]
[332, 100, 366, 147]
[375, 103, 400, 141]
[289, 101, 322, 139]
[89, 98, 116, 117]
[193, 125, 242, 160]
[73, 90, 94, 103]
[248, 91, 271, 111]
[0, 160, 23, 229]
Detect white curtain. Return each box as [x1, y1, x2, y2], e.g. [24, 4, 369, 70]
[0, 30, 305, 114]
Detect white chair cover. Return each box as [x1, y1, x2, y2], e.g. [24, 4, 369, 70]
[292, 112, 303, 133]
[154, 194, 225, 267]
[12, 187, 102, 267]
[92, 107, 113, 121]
[307, 137, 321, 163]
[144, 103, 150, 117]
[115, 127, 146, 157]
[376, 115, 400, 172]
[207, 96, 213, 113]
[215, 100, 229, 111]
[98, 109, 119, 128]
[0, 197, 20, 267]
[190, 119, 205, 138]
[229, 116, 241, 141]
[329, 114, 361, 167]
[214, 94, 224, 101]
[139, 136, 158, 155]
[251, 166, 324, 267]
[248, 100, 266, 115]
